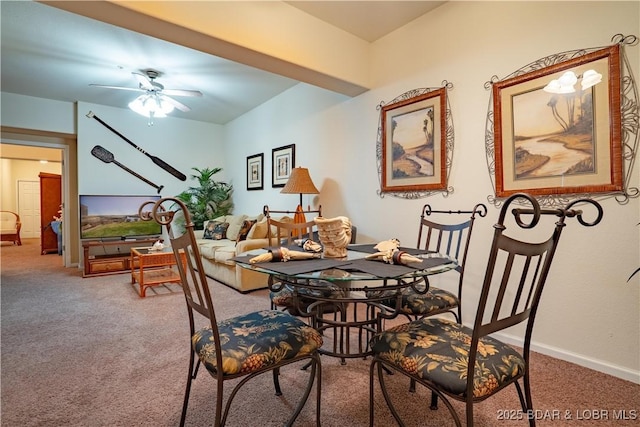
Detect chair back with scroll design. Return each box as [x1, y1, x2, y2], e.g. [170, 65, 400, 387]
[370, 193, 603, 427]
[141, 198, 323, 427]
[403, 203, 488, 322]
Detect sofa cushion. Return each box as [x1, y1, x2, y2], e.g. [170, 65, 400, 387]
[203, 221, 229, 240]
[198, 239, 234, 260]
[225, 215, 248, 241]
[214, 245, 238, 265]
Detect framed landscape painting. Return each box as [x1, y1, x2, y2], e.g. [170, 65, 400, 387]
[380, 88, 447, 193]
[272, 144, 295, 187]
[246, 153, 263, 190]
[492, 44, 623, 197]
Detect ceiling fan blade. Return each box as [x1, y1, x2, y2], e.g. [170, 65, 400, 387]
[161, 95, 191, 112]
[89, 84, 145, 93]
[162, 88, 203, 97]
[132, 72, 154, 90]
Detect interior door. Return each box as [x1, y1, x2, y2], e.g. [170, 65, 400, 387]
[17, 180, 41, 239]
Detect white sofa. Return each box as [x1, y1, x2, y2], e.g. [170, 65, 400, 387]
[191, 213, 289, 293]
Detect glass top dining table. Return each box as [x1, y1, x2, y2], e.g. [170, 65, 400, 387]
[235, 244, 457, 361]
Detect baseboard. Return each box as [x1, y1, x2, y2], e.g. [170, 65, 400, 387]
[494, 331, 640, 384]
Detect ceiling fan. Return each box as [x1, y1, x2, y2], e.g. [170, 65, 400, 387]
[90, 69, 203, 116]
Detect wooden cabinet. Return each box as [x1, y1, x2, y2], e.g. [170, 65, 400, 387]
[82, 238, 158, 277]
[39, 172, 62, 255]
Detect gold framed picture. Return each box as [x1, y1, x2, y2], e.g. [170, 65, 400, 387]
[492, 44, 623, 197]
[380, 88, 447, 194]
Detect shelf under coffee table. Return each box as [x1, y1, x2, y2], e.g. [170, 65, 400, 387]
[131, 247, 186, 297]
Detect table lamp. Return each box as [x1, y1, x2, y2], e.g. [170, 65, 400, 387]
[280, 167, 319, 223]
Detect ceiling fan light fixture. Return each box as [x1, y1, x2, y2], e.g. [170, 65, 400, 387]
[128, 94, 174, 121]
[129, 94, 174, 116]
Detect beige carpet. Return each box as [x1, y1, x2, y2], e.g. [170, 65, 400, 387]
[1, 239, 638, 426]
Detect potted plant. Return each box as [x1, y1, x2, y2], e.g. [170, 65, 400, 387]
[176, 167, 233, 229]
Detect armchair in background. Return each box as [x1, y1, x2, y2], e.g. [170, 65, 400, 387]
[0, 211, 22, 246]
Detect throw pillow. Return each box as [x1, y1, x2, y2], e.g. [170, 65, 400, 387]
[203, 221, 229, 240]
[236, 219, 257, 243]
[246, 218, 269, 239]
[225, 215, 248, 241]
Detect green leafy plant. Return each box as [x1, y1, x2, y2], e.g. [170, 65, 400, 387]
[176, 167, 233, 229]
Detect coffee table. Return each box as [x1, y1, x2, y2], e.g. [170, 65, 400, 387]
[131, 246, 186, 297]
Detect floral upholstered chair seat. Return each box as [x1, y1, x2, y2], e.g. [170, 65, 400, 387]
[192, 310, 323, 376]
[270, 280, 346, 316]
[270, 280, 342, 305]
[375, 286, 459, 317]
[370, 317, 525, 398]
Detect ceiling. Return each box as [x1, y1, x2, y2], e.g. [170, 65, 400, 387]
[1, 1, 444, 126]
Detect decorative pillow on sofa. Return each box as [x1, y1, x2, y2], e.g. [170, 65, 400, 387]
[236, 219, 257, 243]
[203, 221, 229, 240]
[225, 215, 248, 241]
[247, 218, 269, 240]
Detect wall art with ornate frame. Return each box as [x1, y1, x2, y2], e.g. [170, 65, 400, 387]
[246, 153, 263, 191]
[272, 144, 295, 188]
[485, 34, 639, 207]
[376, 82, 454, 199]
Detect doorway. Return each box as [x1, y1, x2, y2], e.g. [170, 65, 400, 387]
[0, 135, 76, 268]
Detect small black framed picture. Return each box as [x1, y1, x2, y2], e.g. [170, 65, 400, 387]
[246, 153, 263, 191]
[272, 144, 295, 187]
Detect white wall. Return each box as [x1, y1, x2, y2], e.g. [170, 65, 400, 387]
[225, 83, 352, 217]
[226, 1, 640, 382]
[77, 102, 224, 198]
[1, 92, 75, 134]
[0, 158, 62, 212]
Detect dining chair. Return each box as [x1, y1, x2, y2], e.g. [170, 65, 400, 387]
[377, 203, 486, 396]
[263, 205, 337, 316]
[143, 198, 323, 427]
[369, 193, 603, 427]
[263, 205, 349, 365]
[381, 203, 487, 324]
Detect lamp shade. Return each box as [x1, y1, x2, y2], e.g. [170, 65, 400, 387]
[128, 94, 174, 122]
[280, 167, 319, 195]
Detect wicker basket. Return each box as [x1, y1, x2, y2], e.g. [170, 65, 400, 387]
[314, 216, 352, 258]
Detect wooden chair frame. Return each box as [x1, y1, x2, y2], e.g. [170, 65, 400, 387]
[370, 193, 603, 427]
[0, 211, 22, 245]
[264, 205, 322, 247]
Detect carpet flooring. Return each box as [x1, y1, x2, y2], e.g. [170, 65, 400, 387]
[1, 239, 638, 426]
